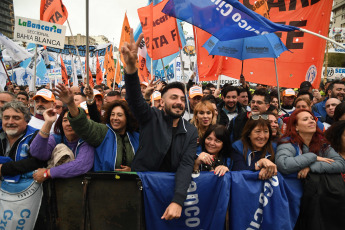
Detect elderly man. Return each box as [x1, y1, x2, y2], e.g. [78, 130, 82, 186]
[0, 101, 45, 179]
[29, 89, 56, 131]
[122, 30, 198, 221]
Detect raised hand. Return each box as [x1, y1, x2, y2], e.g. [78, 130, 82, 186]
[121, 28, 144, 74]
[53, 83, 74, 106]
[43, 108, 58, 124]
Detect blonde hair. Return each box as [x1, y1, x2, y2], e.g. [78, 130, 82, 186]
[191, 101, 216, 139]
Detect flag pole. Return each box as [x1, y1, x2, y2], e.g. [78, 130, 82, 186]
[85, 0, 90, 87]
[299, 28, 345, 49]
[0, 59, 12, 85]
[274, 58, 281, 110]
[66, 20, 85, 79]
[160, 58, 168, 83]
[30, 45, 37, 93]
[113, 52, 120, 90]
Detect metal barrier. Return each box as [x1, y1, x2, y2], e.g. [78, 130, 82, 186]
[34, 172, 145, 230]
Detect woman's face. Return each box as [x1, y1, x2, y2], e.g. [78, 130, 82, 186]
[296, 111, 316, 135]
[196, 106, 213, 128]
[62, 113, 76, 137]
[110, 106, 127, 134]
[268, 115, 279, 137]
[295, 100, 310, 111]
[270, 98, 278, 108]
[205, 131, 223, 155]
[249, 125, 270, 151]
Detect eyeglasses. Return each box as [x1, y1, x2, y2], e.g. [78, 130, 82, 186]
[251, 114, 269, 120]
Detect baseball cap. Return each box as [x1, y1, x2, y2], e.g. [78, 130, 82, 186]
[140, 82, 149, 87]
[32, 89, 55, 102]
[78, 101, 89, 114]
[93, 89, 104, 99]
[151, 91, 161, 101]
[300, 81, 312, 90]
[282, 88, 296, 97]
[189, 86, 203, 98]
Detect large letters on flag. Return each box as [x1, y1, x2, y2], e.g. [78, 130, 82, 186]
[0, 179, 43, 230]
[163, 0, 298, 41]
[229, 172, 302, 230]
[40, 0, 68, 25]
[196, 0, 333, 88]
[137, 171, 302, 230]
[138, 172, 230, 230]
[138, 0, 181, 60]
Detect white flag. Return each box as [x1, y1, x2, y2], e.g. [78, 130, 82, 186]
[71, 55, 78, 85]
[0, 33, 33, 62]
[0, 62, 7, 91]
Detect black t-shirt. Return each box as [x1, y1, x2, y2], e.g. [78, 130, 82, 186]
[159, 127, 178, 172]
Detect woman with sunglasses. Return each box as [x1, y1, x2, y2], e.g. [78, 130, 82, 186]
[276, 109, 345, 178]
[231, 114, 277, 180]
[193, 125, 231, 176]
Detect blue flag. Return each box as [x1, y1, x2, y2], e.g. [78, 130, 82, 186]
[137, 172, 230, 230]
[162, 0, 299, 41]
[229, 171, 302, 230]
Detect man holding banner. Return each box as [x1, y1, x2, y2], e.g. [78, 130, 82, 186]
[122, 30, 198, 220]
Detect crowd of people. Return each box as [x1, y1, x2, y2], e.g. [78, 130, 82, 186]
[0, 31, 345, 227]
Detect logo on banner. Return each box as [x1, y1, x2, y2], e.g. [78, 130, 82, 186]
[306, 65, 317, 83]
[183, 37, 196, 56]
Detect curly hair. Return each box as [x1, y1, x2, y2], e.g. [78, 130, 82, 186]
[102, 100, 138, 132]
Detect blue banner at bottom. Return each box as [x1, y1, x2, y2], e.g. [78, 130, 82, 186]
[138, 171, 303, 230]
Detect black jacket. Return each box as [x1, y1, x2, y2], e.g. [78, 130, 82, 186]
[217, 101, 246, 128]
[228, 111, 249, 143]
[125, 71, 198, 207]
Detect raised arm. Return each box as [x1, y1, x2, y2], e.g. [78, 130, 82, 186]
[122, 29, 153, 124]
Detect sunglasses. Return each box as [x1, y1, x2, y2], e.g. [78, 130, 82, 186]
[251, 114, 269, 120]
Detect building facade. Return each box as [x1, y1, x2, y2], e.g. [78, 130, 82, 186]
[0, 0, 14, 39]
[64, 34, 97, 46]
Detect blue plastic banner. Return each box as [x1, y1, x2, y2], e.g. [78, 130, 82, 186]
[138, 171, 230, 230]
[229, 171, 302, 230]
[162, 0, 298, 41]
[138, 171, 302, 230]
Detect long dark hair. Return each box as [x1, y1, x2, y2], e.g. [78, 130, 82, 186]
[241, 118, 274, 161]
[325, 121, 345, 152]
[54, 107, 68, 136]
[102, 100, 138, 132]
[279, 109, 328, 154]
[200, 124, 231, 159]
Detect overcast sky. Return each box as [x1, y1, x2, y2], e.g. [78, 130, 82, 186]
[13, 0, 146, 47]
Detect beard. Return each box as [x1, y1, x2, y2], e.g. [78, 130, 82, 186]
[36, 106, 46, 115]
[165, 104, 185, 119]
[5, 127, 19, 136]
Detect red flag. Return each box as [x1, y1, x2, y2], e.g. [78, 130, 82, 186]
[96, 54, 103, 85]
[194, 27, 224, 82]
[85, 56, 94, 88]
[138, 0, 181, 60]
[60, 55, 68, 85]
[119, 13, 131, 68]
[40, 0, 68, 25]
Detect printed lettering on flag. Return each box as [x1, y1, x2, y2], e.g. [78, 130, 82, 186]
[138, 0, 182, 60]
[0, 179, 43, 230]
[40, 0, 68, 25]
[217, 0, 333, 88]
